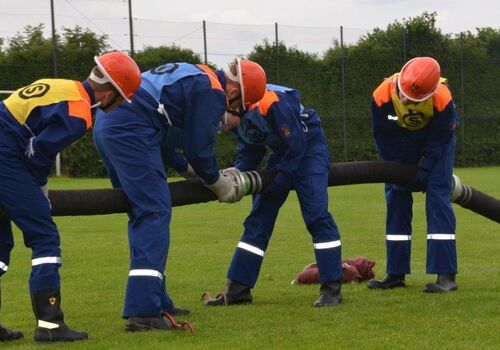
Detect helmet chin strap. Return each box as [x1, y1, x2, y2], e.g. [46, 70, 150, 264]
[226, 108, 243, 118]
[226, 95, 244, 117]
[228, 94, 240, 106]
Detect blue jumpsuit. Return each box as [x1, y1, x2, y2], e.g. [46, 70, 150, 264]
[371, 74, 458, 275]
[0, 79, 93, 293]
[93, 63, 226, 317]
[227, 85, 343, 287]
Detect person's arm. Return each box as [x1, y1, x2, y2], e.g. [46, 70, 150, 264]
[271, 100, 306, 177]
[422, 100, 457, 163]
[25, 101, 89, 184]
[233, 131, 266, 171]
[161, 147, 189, 173]
[159, 124, 196, 177]
[371, 96, 406, 160]
[371, 98, 383, 140]
[181, 83, 226, 185]
[414, 99, 457, 187]
[416, 84, 457, 184]
[262, 99, 306, 193]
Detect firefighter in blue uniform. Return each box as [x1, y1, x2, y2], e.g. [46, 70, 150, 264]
[368, 57, 459, 293]
[93, 59, 266, 332]
[0, 52, 141, 342]
[204, 84, 343, 307]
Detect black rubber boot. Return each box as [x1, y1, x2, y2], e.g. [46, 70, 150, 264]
[0, 280, 23, 341]
[0, 324, 23, 341]
[204, 280, 252, 306]
[423, 274, 457, 293]
[125, 315, 173, 332]
[31, 289, 88, 342]
[169, 306, 190, 316]
[314, 280, 342, 307]
[367, 274, 406, 289]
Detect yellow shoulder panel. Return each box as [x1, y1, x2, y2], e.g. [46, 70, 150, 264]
[3, 79, 83, 125]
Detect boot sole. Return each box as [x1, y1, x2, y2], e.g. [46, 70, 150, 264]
[125, 325, 171, 332]
[314, 297, 343, 308]
[169, 308, 190, 316]
[35, 328, 88, 342]
[35, 335, 88, 343]
[36, 337, 88, 343]
[422, 284, 458, 293]
[367, 281, 406, 289]
[205, 300, 252, 307]
[0, 335, 23, 341]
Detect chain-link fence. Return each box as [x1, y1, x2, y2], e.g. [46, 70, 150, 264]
[1, 12, 499, 172]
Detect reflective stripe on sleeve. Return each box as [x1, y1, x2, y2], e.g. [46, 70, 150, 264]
[32, 257, 61, 266]
[386, 235, 412, 241]
[128, 269, 163, 280]
[427, 234, 456, 240]
[237, 242, 264, 257]
[313, 240, 341, 249]
[0, 261, 8, 272]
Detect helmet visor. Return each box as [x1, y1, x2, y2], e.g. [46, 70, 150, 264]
[226, 58, 246, 109]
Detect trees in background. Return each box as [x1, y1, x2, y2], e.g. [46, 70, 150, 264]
[1, 13, 499, 175]
[0, 25, 108, 89]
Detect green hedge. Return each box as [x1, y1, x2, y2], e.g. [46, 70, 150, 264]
[62, 115, 499, 177]
[2, 15, 499, 177]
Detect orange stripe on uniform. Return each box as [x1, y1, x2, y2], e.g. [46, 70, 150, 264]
[69, 82, 92, 129]
[68, 100, 92, 129]
[432, 84, 452, 112]
[372, 78, 394, 107]
[252, 90, 279, 116]
[196, 64, 223, 91]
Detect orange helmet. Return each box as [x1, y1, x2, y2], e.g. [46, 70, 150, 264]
[226, 58, 267, 109]
[93, 51, 141, 103]
[397, 57, 441, 102]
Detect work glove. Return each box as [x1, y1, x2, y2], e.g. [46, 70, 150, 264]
[412, 168, 429, 192]
[40, 184, 52, 209]
[203, 172, 239, 203]
[411, 156, 435, 192]
[221, 167, 247, 202]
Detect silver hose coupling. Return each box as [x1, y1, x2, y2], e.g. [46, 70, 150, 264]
[450, 174, 473, 205]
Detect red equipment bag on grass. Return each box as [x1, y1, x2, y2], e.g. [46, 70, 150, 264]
[293, 257, 376, 285]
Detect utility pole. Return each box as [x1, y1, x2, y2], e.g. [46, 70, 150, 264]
[128, 0, 135, 57]
[203, 20, 208, 64]
[50, 0, 61, 176]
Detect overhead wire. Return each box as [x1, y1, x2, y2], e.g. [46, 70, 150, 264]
[62, 0, 125, 50]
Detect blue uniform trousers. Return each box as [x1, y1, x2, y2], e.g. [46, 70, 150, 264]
[227, 139, 342, 287]
[93, 101, 175, 317]
[0, 127, 61, 293]
[381, 136, 457, 275]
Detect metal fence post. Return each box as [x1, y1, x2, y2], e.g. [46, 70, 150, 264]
[128, 0, 134, 58]
[460, 32, 466, 166]
[402, 28, 407, 63]
[203, 20, 208, 65]
[275, 22, 279, 83]
[340, 26, 347, 162]
[50, 0, 61, 176]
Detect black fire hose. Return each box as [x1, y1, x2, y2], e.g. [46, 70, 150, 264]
[0, 161, 499, 223]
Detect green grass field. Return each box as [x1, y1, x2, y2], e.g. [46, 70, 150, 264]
[1, 167, 499, 349]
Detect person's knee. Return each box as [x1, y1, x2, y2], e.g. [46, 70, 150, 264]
[306, 214, 337, 236]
